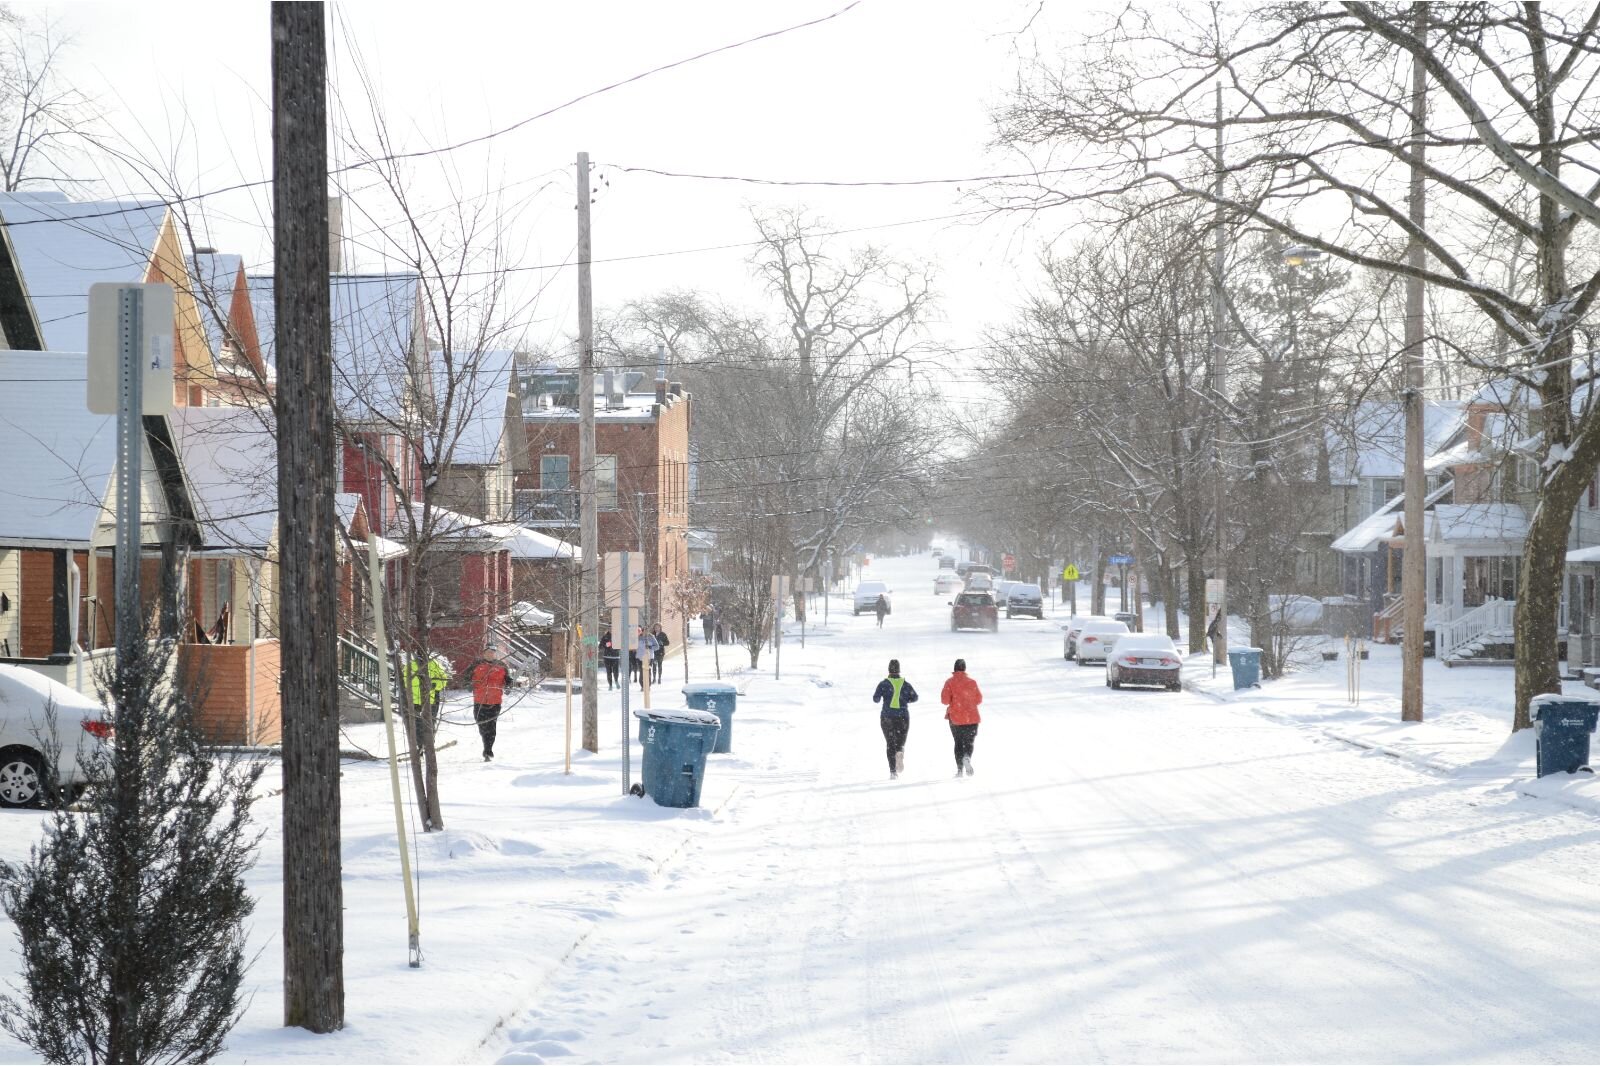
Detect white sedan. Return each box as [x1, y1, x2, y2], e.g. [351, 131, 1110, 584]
[1074, 620, 1131, 665]
[0, 665, 114, 807]
[853, 581, 892, 614]
[1105, 633, 1184, 691]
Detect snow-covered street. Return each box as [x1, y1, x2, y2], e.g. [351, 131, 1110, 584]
[11, 552, 1600, 1063]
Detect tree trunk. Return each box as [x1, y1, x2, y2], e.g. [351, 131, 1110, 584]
[1163, 560, 1181, 639]
[1514, 465, 1587, 729]
[1185, 562, 1209, 654]
[273, 0, 343, 1033]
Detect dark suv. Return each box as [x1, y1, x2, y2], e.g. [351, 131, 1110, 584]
[951, 591, 999, 632]
[1006, 583, 1045, 619]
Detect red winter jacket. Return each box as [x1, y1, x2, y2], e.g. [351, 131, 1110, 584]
[471, 661, 509, 705]
[940, 671, 982, 725]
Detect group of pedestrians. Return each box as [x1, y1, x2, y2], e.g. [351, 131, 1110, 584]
[600, 623, 671, 689]
[871, 657, 982, 779]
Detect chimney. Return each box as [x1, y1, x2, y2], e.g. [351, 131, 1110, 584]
[655, 343, 668, 404]
[328, 195, 344, 273]
[603, 370, 616, 409]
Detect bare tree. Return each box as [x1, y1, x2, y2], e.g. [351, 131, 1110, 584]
[0, 11, 100, 192]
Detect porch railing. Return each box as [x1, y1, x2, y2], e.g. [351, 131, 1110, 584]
[1375, 597, 1461, 643]
[489, 617, 548, 684]
[1436, 598, 1515, 660]
[337, 631, 385, 704]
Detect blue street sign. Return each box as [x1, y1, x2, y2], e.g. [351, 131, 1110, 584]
[1109, 554, 1135, 566]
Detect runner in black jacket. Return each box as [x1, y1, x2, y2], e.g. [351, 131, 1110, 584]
[871, 658, 919, 779]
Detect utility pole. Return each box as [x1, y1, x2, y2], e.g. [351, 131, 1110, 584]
[1211, 82, 1230, 667]
[577, 152, 600, 752]
[1401, 2, 1427, 722]
[273, 0, 343, 1033]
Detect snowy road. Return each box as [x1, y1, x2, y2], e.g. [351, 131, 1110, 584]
[492, 554, 1600, 1064]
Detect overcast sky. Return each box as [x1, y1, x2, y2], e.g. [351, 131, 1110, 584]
[56, 0, 1091, 395]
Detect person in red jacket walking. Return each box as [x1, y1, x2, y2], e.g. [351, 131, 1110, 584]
[940, 658, 982, 777]
[470, 653, 510, 762]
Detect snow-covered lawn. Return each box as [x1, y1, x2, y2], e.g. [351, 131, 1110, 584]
[7, 553, 1600, 1062]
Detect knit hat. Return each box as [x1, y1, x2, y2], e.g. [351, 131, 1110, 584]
[954, 658, 966, 672]
[888, 659, 900, 676]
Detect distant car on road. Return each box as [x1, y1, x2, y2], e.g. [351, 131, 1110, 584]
[0, 665, 114, 808]
[1105, 633, 1184, 691]
[853, 581, 892, 615]
[1062, 615, 1112, 659]
[991, 578, 1018, 606]
[1006, 583, 1045, 619]
[934, 572, 962, 595]
[965, 573, 996, 596]
[938, 554, 956, 570]
[1074, 619, 1131, 665]
[950, 591, 999, 632]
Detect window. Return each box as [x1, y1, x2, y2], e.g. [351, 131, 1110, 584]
[540, 455, 570, 491]
[597, 455, 618, 510]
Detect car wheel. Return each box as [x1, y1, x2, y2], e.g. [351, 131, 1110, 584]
[0, 750, 44, 809]
[1169, 683, 1182, 692]
[1111, 679, 1122, 690]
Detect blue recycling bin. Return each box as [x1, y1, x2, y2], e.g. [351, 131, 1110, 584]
[634, 707, 721, 808]
[1227, 647, 1262, 690]
[683, 681, 738, 754]
[1532, 695, 1600, 777]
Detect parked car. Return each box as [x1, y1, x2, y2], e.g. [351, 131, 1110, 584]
[934, 572, 963, 595]
[1062, 614, 1112, 659]
[938, 554, 956, 570]
[1105, 633, 1184, 691]
[853, 581, 892, 615]
[950, 591, 999, 632]
[991, 579, 1018, 607]
[0, 665, 114, 808]
[966, 564, 997, 579]
[1006, 583, 1045, 619]
[1074, 619, 1131, 665]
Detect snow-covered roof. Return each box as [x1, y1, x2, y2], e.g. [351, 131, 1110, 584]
[249, 272, 423, 423]
[189, 251, 244, 358]
[1331, 481, 1455, 554]
[0, 350, 170, 547]
[1567, 545, 1600, 565]
[489, 523, 579, 562]
[0, 192, 167, 352]
[170, 406, 278, 552]
[1428, 503, 1528, 543]
[433, 347, 517, 465]
[1328, 401, 1464, 484]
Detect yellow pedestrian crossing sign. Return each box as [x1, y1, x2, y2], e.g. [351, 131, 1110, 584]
[1062, 565, 1080, 582]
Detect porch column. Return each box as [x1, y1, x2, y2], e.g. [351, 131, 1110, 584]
[50, 549, 71, 659]
[160, 538, 180, 641]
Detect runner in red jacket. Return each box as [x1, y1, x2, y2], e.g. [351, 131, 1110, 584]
[940, 658, 982, 777]
[470, 655, 510, 762]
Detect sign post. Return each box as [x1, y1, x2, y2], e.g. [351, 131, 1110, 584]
[1108, 554, 1135, 614]
[605, 551, 644, 793]
[1205, 577, 1226, 678]
[1061, 564, 1080, 616]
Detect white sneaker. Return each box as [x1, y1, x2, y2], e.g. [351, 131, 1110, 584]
[890, 770, 899, 780]
[963, 757, 973, 776]
[895, 750, 905, 775]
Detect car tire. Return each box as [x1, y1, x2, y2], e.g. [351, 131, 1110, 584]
[0, 749, 44, 809]
[1111, 679, 1122, 690]
[1169, 683, 1181, 692]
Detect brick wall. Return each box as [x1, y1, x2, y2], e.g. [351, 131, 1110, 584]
[179, 638, 281, 746]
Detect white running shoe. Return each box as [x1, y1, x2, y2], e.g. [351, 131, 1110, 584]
[890, 770, 899, 780]
[963, 756, 973, 776]
[895, 750, 905, 775]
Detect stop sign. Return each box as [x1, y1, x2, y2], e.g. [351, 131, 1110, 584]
[1002, 553, 1015, 573]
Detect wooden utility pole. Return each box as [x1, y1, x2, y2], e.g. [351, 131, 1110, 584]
[1401, 2, 1427, 722]
[577, 152, 601, 752]
[273, 1, 344, 1032]
[1211, 83, 1230, 666]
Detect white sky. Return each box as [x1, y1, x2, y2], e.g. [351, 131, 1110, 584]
[57, 0, 1083, 389]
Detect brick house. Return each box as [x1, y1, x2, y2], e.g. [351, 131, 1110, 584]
[518, 368, 692, 645]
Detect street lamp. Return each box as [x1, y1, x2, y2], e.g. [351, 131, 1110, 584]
[1282, 244, 1325, 268]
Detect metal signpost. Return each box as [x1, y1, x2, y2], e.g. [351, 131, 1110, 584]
[605, 551, 642, 795]
[1205, 577, 1226, 678]
[771, 574, 791, 680]
[1109, 554, 1135, 614]
[87, 283, 173, 668]
[1061, 564, 1080, 616]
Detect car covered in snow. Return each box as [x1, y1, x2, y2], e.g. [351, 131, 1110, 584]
[950, 591, 999, 632]
[853, 581, 892, 615]
[1105, 633, 1184, 691]
[1006, 583, 1045, 619]
[991, 579, 1019, 606]
[965, 572, 996, 595]
[938, 554, 956, 570]
[1062, 614, 1112, 659]
[934, 572, 963, 595]
[0, 665, 114, 808]
[1074, 619, 1131, 665]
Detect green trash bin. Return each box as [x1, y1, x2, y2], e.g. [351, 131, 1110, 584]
[1227, 647, 1262, 690]
[683, 681, 738, 753]
[634, 707, 721, 808]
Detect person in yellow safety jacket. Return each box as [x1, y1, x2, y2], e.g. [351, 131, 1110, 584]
[871, 658, 919, 780]
[406, 654, 449, 714]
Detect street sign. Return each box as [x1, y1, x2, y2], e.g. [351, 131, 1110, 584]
[1062, 564, 1081, 582]
[603, 551, 645, 607]
[1109, 554, 1135, 567]
[1002, 553, 1016, 573]
[87, 283, 174, 415]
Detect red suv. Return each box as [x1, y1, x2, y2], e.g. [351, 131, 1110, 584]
[950, 591, 999, 632]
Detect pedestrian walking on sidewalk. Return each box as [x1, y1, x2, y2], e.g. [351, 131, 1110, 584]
[940, 658, 982, 777]
[601, 629, 620, 689]
[652, 623, 669, 683]
[469, 653, 509, 761]
[701, 610, 714, 644]
[872, 658, 918, 779]
[633, 626, 657, 688]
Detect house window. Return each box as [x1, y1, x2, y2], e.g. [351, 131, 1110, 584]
[597, 455, 618, 510]
[541, 455, 570, 491]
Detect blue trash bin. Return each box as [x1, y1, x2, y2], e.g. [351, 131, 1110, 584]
[683, 681, 738, 754]
[634, 707, 721, 808]
[1227, 647, 1262, 690]
[1532, 694, 1600, 777]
